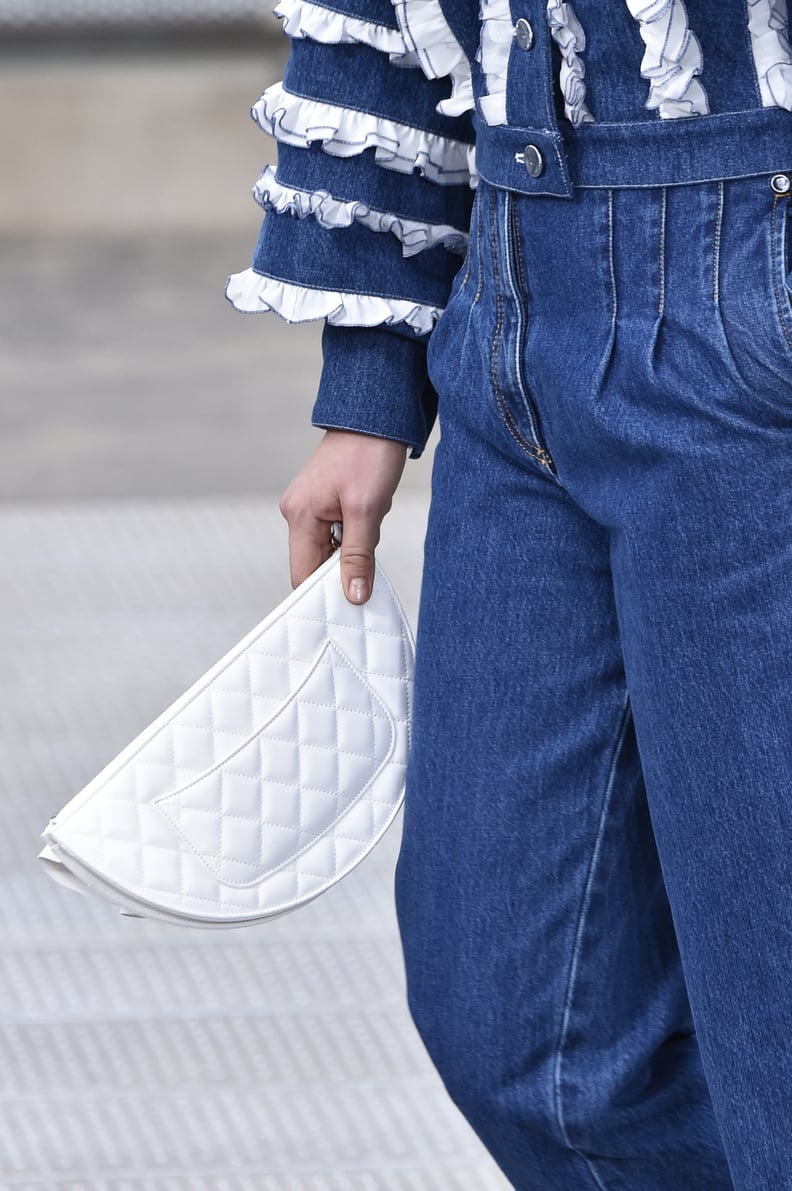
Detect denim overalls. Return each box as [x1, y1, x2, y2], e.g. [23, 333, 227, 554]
[399, 169, 792, 1190]
[228, 2, 792, 1185]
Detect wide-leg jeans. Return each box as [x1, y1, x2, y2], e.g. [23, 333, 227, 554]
[394, 173, 792, 1189]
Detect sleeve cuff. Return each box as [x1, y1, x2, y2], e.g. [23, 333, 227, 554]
[312, 323, 438, 458]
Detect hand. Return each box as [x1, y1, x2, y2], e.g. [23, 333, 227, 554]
[279, 428, 408, 604]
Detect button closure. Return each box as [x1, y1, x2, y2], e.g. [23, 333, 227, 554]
[516, 144, 544, 178]
[771, 173, 791, 194]
[515, 17, 534, 50]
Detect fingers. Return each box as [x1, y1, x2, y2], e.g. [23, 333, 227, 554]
[284, 511, 334, 591]
[279, 430, 408, 604]
[338, 506, 381, 605]
[282, 505, 377, 603]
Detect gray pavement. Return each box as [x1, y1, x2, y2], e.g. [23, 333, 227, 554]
[1, 230, 326, 502]
[0, 39, 496, 1191]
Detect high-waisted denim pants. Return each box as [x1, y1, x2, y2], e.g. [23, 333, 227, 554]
[394, 172, 792, 1190]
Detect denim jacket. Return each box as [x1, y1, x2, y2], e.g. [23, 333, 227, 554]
[226, 0, 792, 455]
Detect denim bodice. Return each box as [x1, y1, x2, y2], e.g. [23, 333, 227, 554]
[226, 0, 792, 454]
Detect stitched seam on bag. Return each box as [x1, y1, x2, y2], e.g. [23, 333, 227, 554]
[154, 657, 395, 795]
[153, 640, 399, 888]
[175, 660, 409, 705]
[250, 616, 409, 637]
[162, 781, 399, 825]
[155, 776, 398, 887]
[157, 644, 392, 801]
[136, 846, 386, 906]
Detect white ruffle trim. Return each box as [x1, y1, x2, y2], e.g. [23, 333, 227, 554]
[225, 269, 441, 333]
[746, 0, 792, 110]
[274, 0, 411, 61]
[253, 164, 468, 257]
[546, 0, 595, 127]
[392, 0, 474, 117]
[476, 0, 511, 126]
[252, 81, 475, 185]
[626, 0, 709, 118]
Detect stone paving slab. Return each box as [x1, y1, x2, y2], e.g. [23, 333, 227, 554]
[0, 232, 436, 504]
[0, 498, 509, 1189]
[0, 47, 283, 235]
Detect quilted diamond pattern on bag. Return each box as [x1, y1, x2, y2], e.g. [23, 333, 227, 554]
[38, 553, 414, 927]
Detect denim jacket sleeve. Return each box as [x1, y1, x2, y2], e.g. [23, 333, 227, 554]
[225, 0, 477, 458]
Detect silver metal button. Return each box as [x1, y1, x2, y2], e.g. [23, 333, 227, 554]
[771, 172, 791, 194]
[515, 17, 534, 50]
[516, 143, 544, 177]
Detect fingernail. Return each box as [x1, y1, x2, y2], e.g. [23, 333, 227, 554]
[349, 578, 368, 603]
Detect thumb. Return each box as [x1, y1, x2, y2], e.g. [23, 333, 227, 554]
[338, 513, 379, 605]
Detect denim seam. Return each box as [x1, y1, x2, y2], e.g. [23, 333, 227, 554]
[507, 194, 556, 471]
[713, 181, 724, 305]
[311, 417, 422, 452]
[562, 109, 782, 131]
[487, 197, 551, 464]
[574, 169, 780, 191]
[296, 1, 397, 29]
[459, 194, 474, 290]
[487, 192, 557, 468]
[474, 193, 484, 302]
[657, 187, 666, 317]
[491, 306, 550, 462]
[607, 189, 617, 327]
[770, 194, 792, 355]
[551, 690, 632, 1191]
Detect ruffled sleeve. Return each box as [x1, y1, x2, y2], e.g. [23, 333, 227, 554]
[225, 0, 475, 457]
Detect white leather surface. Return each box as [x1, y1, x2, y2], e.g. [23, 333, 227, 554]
[40, 552, 414, 925]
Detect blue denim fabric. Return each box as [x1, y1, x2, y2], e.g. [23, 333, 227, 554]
[273, 143, 475, 231]
[394, 172, 792, 1189]
[283, 39, 473, 145]
[230, 0, 792, 454]
[314, 324, 438, 454]
[252, 200, 462, 306]
[472, 0, 792, 197]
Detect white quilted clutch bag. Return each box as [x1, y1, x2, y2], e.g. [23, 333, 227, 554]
[38, 552, 414, 928]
